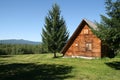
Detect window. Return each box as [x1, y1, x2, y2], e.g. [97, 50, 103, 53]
[86, 43, 92, 51]
[75, 43, 78, 46]
[84, 29, 88, 34]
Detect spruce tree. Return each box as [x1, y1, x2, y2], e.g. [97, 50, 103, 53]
[96, 0, 120, 57]
[42, 4, 69, 58]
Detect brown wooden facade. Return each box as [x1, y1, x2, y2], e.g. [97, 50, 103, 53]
[61, 19, 101, 58]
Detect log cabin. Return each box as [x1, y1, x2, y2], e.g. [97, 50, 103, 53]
[61, 19, 102, 58]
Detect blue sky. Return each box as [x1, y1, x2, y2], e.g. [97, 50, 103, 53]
[0, 0, 105, 42]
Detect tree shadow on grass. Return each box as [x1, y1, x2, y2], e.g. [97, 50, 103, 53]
[0, 63, 73, 80]
[0, 55, 13, 58]
[105, 61, 120, 70]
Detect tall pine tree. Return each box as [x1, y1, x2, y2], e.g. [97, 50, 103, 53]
[42, 4, 69, 58]
[95, 0, 120, 57]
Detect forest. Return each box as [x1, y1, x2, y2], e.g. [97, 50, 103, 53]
[0, 44, 43, 55]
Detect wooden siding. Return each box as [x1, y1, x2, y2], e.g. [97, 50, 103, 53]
[64, 25, 101, 57]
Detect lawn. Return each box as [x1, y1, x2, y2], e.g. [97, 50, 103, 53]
[0, 54, 120, 80]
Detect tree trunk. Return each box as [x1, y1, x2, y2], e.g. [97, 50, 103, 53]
[53, 52, 57, 58]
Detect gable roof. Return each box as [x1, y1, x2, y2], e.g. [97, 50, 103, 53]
[61, 19, 98, 54]
[84, 19, 97, 30]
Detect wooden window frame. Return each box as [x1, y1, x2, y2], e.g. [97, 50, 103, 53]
[84, 29, 89, 34]
[85, 43, 92, 51]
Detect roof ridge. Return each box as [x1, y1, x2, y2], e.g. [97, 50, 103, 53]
[83, 19, 98, 30]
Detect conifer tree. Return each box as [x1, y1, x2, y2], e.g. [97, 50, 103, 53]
[95, 0, 120, 57]
[42, 4, 69, 58]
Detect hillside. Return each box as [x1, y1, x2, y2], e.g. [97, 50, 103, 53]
[0, 39, 40, 45]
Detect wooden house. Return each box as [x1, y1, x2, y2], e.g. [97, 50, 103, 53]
[61, 19, 102, 58]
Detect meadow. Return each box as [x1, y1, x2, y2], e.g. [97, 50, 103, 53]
[0, 53, 120, 80]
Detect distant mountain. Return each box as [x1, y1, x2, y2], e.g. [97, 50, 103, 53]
[0, 39, 41, 45]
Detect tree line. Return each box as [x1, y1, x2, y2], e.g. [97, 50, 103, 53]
[0, 44, 44, 55]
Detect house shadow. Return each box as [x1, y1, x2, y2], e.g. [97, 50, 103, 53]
[105, 61, 120, 70]
[0, 63, 73, 80]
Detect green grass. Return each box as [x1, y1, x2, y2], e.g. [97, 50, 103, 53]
[0, 53, 120, 80]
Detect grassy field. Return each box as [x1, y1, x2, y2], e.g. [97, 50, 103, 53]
[0, 53, 120, 80]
